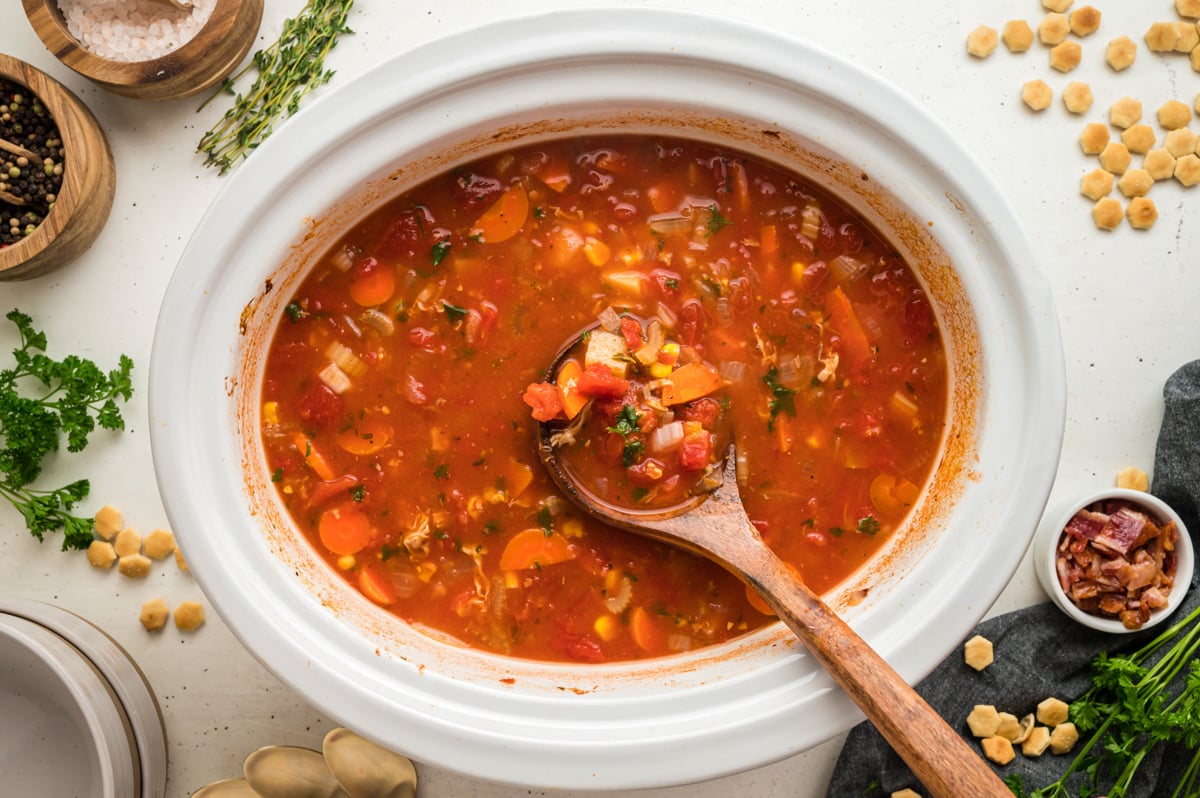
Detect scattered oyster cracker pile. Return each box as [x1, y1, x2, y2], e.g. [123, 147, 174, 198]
[966, 0, 1200, 231]
[84, 503, 206, 633]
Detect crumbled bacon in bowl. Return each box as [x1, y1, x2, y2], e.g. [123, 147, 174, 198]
[1055, 499, 1179, 630]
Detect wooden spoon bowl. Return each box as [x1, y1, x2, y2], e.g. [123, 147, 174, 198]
[20, 0, 263, 102]
[536, 342, 1012, 798]
[0, 54, 115, 281]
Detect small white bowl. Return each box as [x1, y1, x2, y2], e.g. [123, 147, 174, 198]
[1034, 488, 1194, 633]
[0, 613, 140, 797]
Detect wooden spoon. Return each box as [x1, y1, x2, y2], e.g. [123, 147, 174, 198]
[535, 358, 1011, 798]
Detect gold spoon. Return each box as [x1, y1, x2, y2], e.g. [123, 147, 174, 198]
[535, 337, 1012, 798]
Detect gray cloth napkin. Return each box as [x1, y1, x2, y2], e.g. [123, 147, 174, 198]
[825, 359, 1200, 798]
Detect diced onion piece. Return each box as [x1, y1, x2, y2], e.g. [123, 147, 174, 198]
[655, 301, 678, 330]
[715, 296, 733, 326]
[648, 212, 692, 235]
[889, 389, 920, 420]
[602, 271, 645, 297]
[775, 356, 800, 388]
[736, 446, 750, 488]
[597, 306, 622, 333]
[829, 255, 869, 284]
[318, 362, 352, 394]
[585, 330, 630, 377]
[331, 245, 356, 272]
[800, 203, 822, 240]
[649, 421, 685, 453]
[718, 360, 747, 383]
[325, 341, 366, 378]
[359, 308, 395, 336]
[666, 633, 693, 653]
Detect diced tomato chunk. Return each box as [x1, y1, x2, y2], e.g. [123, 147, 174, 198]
[678, 299, 705, 347]
[374, 212, 424, 260]
[679, 434, 712, 471]
[677, 397, 721, 428]
[620, 317, 644, 351]
[576, 363, 630, 398]
[553, 632, 605, 663]
[522, 382, 564, 422]
[297, 383, 343, 429]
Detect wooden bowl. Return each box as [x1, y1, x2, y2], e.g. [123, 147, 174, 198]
[0, 54, 115, 281]
[20, 0, 264, 102]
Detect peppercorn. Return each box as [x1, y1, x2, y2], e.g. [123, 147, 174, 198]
[0, 78, 64, 248]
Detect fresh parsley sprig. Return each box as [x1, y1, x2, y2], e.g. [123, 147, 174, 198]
[1008, 601, 1200, 798]
[0, 310, 133, 550]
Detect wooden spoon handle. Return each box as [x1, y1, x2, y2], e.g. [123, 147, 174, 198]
[744, 548, 1010, 798]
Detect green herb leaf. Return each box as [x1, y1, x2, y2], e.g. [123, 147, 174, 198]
[271, 467, 284, 482]
[857, 516, 881, 535]
[349, 484, 365, 502]
[431, 240, 451, 266]
[442, 301, 468, 323]
[706, 204, 732, 235]
[433, 464, 449, 480]
[285, 302, 306, 322]
[0, 310, 133, 550]
[536, 505, 553, 534]
[762, 367, 797, 431]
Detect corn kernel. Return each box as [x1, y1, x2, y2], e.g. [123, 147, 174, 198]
[649, 362, 673, 379]
[262, 401, 279, 425]
[594, 614, 621, 642]
[583, 237, 611, 266]
[561, 518, 584, 539]
[504, 570, 521, 589]
[338, 555, 356, 570]
[416, 562, 437, 582]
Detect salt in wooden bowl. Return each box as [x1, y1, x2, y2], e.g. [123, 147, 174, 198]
[21, 0, 264, 102]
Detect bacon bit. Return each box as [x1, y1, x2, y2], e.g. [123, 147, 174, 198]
[1056, 499, 1178, 629]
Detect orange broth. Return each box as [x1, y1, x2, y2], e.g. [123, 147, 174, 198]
[260, 135, 947, 663]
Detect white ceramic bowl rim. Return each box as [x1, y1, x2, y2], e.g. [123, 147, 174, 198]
[1035, 488, 1194, 633]
[149, 8, 1066, 790]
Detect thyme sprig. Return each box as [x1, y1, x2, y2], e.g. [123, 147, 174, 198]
[198, 0, 355, 174]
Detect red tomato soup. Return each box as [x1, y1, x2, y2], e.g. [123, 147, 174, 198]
[260, 135, 948, 663]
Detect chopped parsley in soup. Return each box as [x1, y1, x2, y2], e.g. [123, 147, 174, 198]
[260, 135, 948, 663]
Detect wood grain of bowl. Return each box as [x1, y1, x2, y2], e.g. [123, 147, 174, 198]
[20, 0, 264, 102]
[0, 53, 115, 281]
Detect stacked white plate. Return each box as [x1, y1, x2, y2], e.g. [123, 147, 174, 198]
[0, 598, 168, 798]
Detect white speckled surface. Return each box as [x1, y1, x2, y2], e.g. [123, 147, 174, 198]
[2, 1, 1197, 796]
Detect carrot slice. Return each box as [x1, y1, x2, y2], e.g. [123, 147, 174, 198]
[335, 415, 392, 455]
[630, 606, 666, 655]
[348, 257, 396, 307]
[472, 184, 529, 244]
[744, 583, 777, 617]
[824, 285, 872, 368]
[555, 359, 588, 420]
[759, 223, 779, 267]
[498, 528, 575, 571]
[293, 433, 336, 481]
[319, 506, 373, 555]
[358, 566, 396, 605]
[659, 362, 722, 406]
[503, 457, 534, 499]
